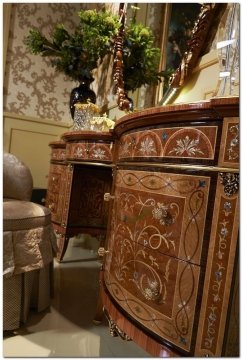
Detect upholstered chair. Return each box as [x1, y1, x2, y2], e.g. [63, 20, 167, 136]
[3, 152, 57, 331]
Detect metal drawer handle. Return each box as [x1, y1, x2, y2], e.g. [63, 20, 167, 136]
[48, 203, 54, 210]
[98, 247, 109, 257]
[104, 193, 115, 201]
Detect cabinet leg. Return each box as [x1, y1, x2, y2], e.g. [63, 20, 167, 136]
[93, 293, 104, 325]
[93, 271, 104, 325]
[56, 235, 69, 262]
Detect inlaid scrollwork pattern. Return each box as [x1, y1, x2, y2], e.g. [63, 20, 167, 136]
[227, 124, 239, 161]
[219, 119, 239, 167]
[118, 126, 217, 161]
[200, 192, 238, 355]
[51, 148, 66, 161]
[104, 169, 210, 351]
[66, 141, 113, 162]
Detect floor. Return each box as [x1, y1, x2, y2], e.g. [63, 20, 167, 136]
[3, 235, 150, 357]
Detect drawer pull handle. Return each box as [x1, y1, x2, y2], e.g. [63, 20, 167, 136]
[48, 203, 54, 210]
[104, 193, 115, 201]
[160, 210, 173, 225]
[98, 247, 109, 257]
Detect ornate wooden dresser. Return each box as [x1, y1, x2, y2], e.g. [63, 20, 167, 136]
[46, 131, 114, 261]
[100, 97, 239, 357]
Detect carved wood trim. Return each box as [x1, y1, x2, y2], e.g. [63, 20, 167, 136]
[160, 3, 227, 105]
[169, 4, 227, 89]
[113, 3, 132, 111]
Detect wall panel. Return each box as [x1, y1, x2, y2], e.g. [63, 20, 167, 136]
[3, 113, 71, 188]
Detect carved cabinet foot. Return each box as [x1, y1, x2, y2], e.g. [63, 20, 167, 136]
[104, 309, 131, 341]
[93, 293, 104, 325]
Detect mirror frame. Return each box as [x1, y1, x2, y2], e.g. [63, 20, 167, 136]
[159, 3, 227, 105]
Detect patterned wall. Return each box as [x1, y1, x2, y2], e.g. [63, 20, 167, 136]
[3, 3, 119, 123]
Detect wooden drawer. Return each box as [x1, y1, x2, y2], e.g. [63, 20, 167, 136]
[104, 166, 239, 356]
[51, 147, 66, 161]
[117, 124, 219, 165]
[66, 140, 114, 163]
[49, 140, 66, 162]
[109, 168, 211, 266]
[104, 239, 201, 353]
[103, 167, 216, 354]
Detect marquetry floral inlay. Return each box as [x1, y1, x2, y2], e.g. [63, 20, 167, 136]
[52, 149, 66, 160]
[138, 137, 157, 155]
[121, 141, 131, 156]
[219, 173, 239, 196]
[118, 126, 216, 161]
[152, 202, 177, 226]
[74, 146, 84, 157]
[169, 136, 204, 156]
[227, 124, 239, 161]
[202, 194, 237, 354]
[92, 148, 106, 159]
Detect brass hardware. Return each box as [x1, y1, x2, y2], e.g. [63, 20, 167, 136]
[103, 308, 131, 341]
[54, 231, 62, 240]
[67, 161, 114, 168]
[104, 193, 115, 201]
[98, 247, 109, 257]
[48, 203, 54, 210]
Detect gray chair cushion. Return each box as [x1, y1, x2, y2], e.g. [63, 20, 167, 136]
[3, 152, 33, 201]
[3, 199, 51, 231]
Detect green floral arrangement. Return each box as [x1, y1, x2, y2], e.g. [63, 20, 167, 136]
[25, 6, 170, 92]
[25, 8, 121, 81]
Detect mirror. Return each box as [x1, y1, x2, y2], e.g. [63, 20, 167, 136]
[159, 3, 227, 105]
[113, 3, 227, 110]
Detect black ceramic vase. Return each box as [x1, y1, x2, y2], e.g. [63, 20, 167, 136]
[70, 78, 96, 119]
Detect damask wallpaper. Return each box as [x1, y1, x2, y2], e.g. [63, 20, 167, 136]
[3, 3, 162, 123]
[3, 3, 119, 123]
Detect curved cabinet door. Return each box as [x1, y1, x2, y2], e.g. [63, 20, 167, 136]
[104, 167, 215, 354]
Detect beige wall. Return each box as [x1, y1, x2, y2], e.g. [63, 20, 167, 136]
[3, 113, 71, 188]
[174, 51, 220, 104]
